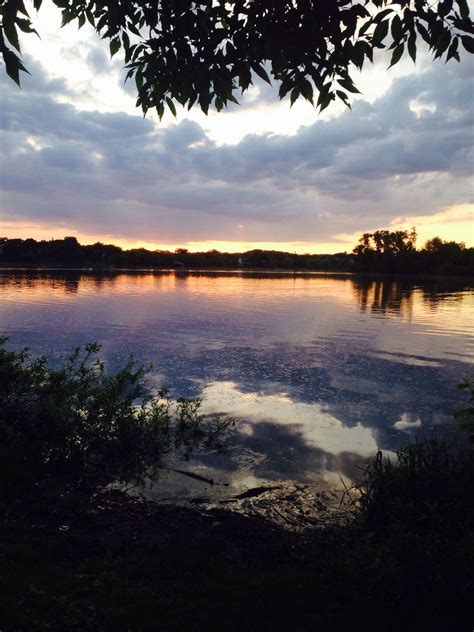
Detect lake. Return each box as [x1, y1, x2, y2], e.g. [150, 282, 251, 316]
[1, 269, 473, 503]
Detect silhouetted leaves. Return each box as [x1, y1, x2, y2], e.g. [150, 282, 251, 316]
[0, 1, 472, 115]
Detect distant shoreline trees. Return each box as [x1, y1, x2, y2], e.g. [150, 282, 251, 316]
[0, 231, 472, 275]
[352, 229, 473, 275]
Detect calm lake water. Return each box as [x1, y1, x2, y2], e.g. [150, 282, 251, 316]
[1, 270, 473, 501]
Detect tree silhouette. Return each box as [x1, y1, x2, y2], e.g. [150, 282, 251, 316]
[1, 0, 472, 116]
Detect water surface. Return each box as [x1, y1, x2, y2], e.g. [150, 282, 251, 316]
[1, 270, 473, 500]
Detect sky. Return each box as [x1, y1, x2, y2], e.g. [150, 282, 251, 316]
[0, 1, 473, 254]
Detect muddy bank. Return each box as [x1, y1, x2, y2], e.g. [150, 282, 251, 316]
[1, 484, 471, 631]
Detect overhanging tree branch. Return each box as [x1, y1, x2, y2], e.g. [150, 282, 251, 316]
[1, 0, 473, 116]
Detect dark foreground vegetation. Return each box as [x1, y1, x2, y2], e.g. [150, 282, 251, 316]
[1, 342, 473, 631]
[1, 229, 473, 275]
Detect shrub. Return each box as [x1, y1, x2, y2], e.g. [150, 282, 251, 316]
[348, 439, 474, 536]
[0, 339, 228, 499]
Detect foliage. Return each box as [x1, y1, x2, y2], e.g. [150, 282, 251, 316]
[0, 338, 229, 498]
[0, 236, 352, 270]
[455, 378, 474, 441]
[347, 439, 474, 535]
[353, 227, 417, 256]
[352, 227, 473, 273]
[1, 1, 473, 116]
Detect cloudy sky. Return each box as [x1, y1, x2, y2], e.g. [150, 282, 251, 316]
[1, 0, 473, 253]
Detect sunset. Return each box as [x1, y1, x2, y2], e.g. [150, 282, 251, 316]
[1, 1, 473, 252]
[1, 1, 473, 629]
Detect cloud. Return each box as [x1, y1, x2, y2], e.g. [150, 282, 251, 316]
[1, 55, 472, 245]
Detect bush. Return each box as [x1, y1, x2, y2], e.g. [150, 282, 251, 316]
[0, 339, 228, 499]
[348, 439, 474, 537]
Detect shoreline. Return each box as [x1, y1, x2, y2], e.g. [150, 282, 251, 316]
[2, 481, 471, 630]
[1, 265, 473, 282]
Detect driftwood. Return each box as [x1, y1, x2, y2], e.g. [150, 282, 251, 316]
[231, 485, 281, 500]
[167, 468, 229, 487]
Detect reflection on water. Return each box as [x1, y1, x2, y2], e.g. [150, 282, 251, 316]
[1, 270, 473, 500]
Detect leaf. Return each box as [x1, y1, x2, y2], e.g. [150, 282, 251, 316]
[373, 8, 393, 23]
[290, 87, 299, 107]
[110, 37, 121, 58]
[319, 93, 334, 112]
[350, 42, 365, 69]
[388, 43, 404, 68]
[373, 19, 389, 45]
[337, 77, 360, 93]
[4, 21, 21, 53]
[135, 71, 143, 92]
[456, 0, 470, 20]
[408, 34, 417, 62]
[17, 18, 37, 35]
[416, 22, 431, 44]
[215, 96, 224, 111]
[391, 15, 403, 41]
[252, 64, 271, 85]
[336, 90, 351, 108]
[3, 49, 28, 87]
[166, 97, 177, 117]
[438, 0, 453, 17]
[434, 30, 451, 58]
[446, 37, 460, 61]
[122, 31, 130, 50]
[299, 79, 313, 103]
[461, 35, 474, 52]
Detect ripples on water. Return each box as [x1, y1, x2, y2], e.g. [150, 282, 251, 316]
[1, 270, 473, 503]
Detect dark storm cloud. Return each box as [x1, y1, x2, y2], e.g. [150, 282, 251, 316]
[1, 56, 472, 243]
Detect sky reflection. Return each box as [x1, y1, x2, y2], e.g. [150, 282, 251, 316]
[1, 270, 472, 497]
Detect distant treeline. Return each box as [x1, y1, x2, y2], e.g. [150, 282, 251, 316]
[0, 230, 472, 275]
[351, 229, 473, 276]
[0, 236, 350, 271]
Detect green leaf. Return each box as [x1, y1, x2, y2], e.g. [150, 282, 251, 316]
[110, 37, 121, 58]
[78, 14, 86, 29]
[215, 96, 224, 111]
[388, 43, 404, 67]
